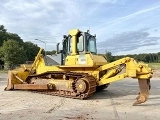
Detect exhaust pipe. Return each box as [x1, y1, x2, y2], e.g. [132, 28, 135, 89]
[56, 43, 60, 54]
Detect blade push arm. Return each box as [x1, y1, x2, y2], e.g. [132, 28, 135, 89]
[98, 57, 152, 85]
[29, 48, 43, 74]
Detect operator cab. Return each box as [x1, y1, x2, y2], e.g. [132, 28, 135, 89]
[57, 29, 97, 65]
[62, 31, 97, 55]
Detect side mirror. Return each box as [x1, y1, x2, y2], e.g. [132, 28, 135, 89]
[56, 43, 60, 54]
[63, 35, 67, 38]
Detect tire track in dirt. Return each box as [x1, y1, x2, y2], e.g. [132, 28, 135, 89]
[46, 98, 66, 113]
[109, 92, 120, 120]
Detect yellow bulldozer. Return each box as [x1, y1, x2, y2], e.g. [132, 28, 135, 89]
[5, 29, 153, 105]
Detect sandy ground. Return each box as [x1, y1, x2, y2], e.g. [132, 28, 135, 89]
[153, 69, 160, 77]
[0, 72, 160, 120]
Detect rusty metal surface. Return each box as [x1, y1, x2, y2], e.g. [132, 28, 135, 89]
[4, 71, 13, 90]
[133, 79, 150, 106]
[13, 84, 48, 90]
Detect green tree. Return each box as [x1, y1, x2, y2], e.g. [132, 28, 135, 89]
[0, 47, 4, 68]
[1, 40, 27, 69]
[158, 52, 160, 62]
[46, 50, 56, 55]
[23, 41, 40, 61]
[7, 33, 23, 44]
[0, 25, 7, 46]
[0, 25, 7, 32]
[105, 51, 114, 62]
[0, 25, 23, 47]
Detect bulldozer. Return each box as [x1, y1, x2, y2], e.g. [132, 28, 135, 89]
[5, 29, 153, 105]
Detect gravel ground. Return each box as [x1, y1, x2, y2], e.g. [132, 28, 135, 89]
[0, 73, 160, 120]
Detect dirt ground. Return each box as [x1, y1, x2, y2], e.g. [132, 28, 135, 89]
[0, 72, 160, 120]
[153, 69, 160, 77]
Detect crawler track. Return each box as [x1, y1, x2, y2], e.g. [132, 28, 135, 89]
[26, 71, 97, 99]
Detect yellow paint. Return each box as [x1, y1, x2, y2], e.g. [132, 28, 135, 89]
[65, 53, 107, 66]
[79, 84, 83, 89]
[69, 29, 79, 55]
[98, 73, 127, 85]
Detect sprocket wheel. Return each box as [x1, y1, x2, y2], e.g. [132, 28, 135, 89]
[75, 79, 89, 93]
[74, 76, 97, 99]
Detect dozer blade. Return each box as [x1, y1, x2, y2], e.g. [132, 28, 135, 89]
[5, 71, 13, 90]
[133, 79, 150, 106]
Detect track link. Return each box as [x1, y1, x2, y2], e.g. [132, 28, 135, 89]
[27, 71, 97, 99]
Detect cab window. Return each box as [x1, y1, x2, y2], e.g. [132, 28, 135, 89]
[68, 37, 72, 53]
[88, 37, 97, 54]
[77, 34, 84, 52]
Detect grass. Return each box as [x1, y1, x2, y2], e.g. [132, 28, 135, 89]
[0, 70, 7, 73]
[148, 63, 160, 70]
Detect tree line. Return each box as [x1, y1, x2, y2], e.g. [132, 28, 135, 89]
[105, 51, 160, 63]
[0, 25, 40, 69]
